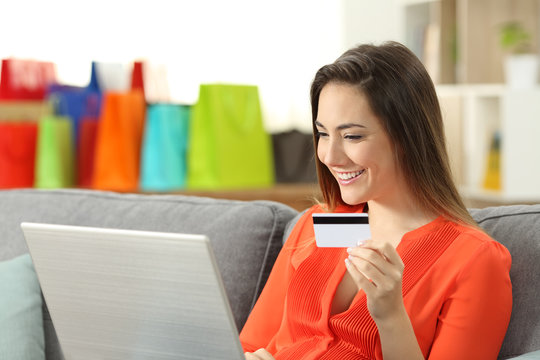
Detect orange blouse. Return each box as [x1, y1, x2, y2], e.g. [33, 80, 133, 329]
[240, 205, 512, 359]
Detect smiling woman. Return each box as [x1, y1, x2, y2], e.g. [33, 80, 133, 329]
[315, 83, 401, 207]
[310, 43, 472, 226]
[240, 42, 512, 360]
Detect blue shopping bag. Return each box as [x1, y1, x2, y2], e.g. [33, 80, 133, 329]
[140, 104, 190, 191]
[47, 62, 102, 147]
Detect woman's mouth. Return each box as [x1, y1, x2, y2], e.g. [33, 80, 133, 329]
[336, 170, 365, 185]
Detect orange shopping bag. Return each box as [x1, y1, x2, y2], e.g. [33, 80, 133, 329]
[92, 91, 145, 191]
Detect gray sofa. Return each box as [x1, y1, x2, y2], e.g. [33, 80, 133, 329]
[0, 189, 538, 359]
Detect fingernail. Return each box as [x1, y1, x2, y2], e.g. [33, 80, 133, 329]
[344, 258, 351, 267]
[357, 239, 366, 247]
[347, 247, 353, 254]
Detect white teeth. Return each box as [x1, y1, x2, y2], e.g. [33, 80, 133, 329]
[337, 170, 364, 180]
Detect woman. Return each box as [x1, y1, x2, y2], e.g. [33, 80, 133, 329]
[241, 42, 512, 359]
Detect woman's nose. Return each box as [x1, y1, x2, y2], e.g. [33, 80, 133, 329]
[319, 139, 345, 167]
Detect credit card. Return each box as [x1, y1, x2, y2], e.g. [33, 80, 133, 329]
[313, 213, 371, 248]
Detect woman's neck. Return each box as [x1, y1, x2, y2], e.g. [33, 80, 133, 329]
[366, 197, 437, 247]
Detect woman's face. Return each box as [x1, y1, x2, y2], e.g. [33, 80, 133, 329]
[315, 82, 405, 206]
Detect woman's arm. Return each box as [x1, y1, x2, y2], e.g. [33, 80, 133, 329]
[427, 241, 512, 359]
[240, 207, 317, 353]
[239, 245, 293, 352]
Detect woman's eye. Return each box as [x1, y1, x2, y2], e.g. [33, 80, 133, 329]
[316, 131, 329, 138]
[345, 134, 363, 140]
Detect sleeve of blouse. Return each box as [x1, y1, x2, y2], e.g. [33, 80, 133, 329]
[239, 208, 315, 353]
[428, 240, 512, 359]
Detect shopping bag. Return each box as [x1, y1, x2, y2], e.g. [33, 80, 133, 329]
[87, 61, 101, 93]
[76, 62, 102, 187]
[47, 62, 102, 147]
[131, 61, 145, 99]
[47, 85, 94, 147]
[0, 122, 38, 188]
[92, 91, 145, 192]
[0, 59, 57, 100]
[140, 104, 189, 191]
[77, 117, 99, 188]
[46, 62, 102, 186]
[272, 130, 318, 183]
[34, 115, 75, 188]
[187, 84, 274, 189]
[0, 100, 52, 121]
[129, 60, 171, 103]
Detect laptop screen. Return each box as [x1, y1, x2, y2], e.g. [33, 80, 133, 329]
[21, 222, 245, 360]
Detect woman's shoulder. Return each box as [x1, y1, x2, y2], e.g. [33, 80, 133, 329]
[443, 220, 512, 272]
[415, 219, 512, 297]
[450, 221, 508, 251]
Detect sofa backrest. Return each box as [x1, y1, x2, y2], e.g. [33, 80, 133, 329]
[2, 189, 537, 359]
[470, 205, 540, 359]
[0, 189, 298, 360]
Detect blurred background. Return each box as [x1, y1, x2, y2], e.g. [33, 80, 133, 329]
[1, 0, 539, 210]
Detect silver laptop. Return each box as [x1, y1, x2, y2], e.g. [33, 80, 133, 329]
[21, 222, 245, 360]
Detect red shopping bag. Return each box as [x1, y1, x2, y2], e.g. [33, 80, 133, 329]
[92, 91, 145, 191]
[77, 117, 99, 188]
[131, 61, 145, 99]
[0, 122, 38, 188]
[0, 59, 57, 100]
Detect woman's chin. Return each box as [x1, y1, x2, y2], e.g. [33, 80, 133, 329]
[340, 191, 367, 206]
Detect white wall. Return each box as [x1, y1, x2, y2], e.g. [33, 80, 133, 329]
[1, 0, 400, 133]
[340, 0, 402, 49]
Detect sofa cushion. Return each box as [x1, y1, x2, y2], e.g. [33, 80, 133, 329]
[0, 189, 298, 359]
[508, 350, 540, 360]
[470, 205, 540, 359]
[0, 254, 45, 360]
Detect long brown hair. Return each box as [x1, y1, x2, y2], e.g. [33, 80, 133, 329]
[310, 41, 476, 227]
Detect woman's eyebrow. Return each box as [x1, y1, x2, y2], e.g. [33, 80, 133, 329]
[314, 120, 326, 128]
[315, 120, 366, 130]
[337, 123, 367, 130]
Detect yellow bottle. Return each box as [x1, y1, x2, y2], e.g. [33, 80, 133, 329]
[483, 131, 501, 190]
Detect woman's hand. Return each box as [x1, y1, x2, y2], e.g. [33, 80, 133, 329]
[244, 348, 276, 360]
[345, 240, 405, 323]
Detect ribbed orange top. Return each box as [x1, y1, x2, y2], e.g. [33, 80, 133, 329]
[240, 204, 512, 359]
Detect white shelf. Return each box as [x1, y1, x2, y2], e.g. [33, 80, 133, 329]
[402, 0, 539, 84]
[438, 86, 540, 204]
[403, 0, 540, 205]
[501, 90, 540, 199]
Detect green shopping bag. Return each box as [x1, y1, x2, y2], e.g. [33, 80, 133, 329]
[187, 84, 274, 189]
[34, 115, 74, 188]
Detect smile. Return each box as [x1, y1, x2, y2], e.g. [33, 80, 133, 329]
[336, 170, 365, 184]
